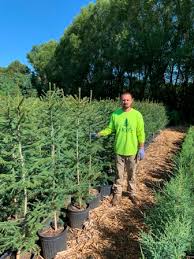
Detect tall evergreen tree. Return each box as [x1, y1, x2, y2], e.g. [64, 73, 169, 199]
[0, 96, 48, 255]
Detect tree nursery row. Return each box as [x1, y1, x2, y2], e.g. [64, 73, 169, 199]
[140, 127, 194, 258]
[0, 89, 168, 258]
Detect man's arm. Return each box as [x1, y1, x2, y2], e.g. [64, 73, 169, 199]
[137, 113, 145, 160]
[98, 114, 115, 137]
[91, 114, 115, 139]
[136, 113, 145, 145]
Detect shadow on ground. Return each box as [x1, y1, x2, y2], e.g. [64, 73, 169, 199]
[89, 206, 142, 259]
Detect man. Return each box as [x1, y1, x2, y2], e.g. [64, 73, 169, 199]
[92, 92, 145, 205]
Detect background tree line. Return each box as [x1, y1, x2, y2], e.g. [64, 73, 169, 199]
[0, 0, 193, 123]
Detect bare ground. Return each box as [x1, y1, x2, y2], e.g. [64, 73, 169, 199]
[56, 127, 186, 259]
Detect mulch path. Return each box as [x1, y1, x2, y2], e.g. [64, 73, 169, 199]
[56, 127, 186, 259]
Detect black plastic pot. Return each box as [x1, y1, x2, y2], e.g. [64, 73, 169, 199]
[186, 251, 194, 259]
[88, 191, 101, 209]
[38, 226, 68, 259]
[0, 251, 15, 259]
[0, 251, 35, 259]
[67, 204, 89, 229]
[100, 184, 112, 199]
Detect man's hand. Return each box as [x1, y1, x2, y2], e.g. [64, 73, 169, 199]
[137, 147, 145, 160]
[90, 132, 99, 139]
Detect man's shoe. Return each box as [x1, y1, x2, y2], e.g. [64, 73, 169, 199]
[112, 194, 121, 206]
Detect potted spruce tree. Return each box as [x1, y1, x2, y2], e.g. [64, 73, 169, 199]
[67, 89, 112, 226]
[92, 99, 116, 198]
[0, 95, 47, 258]
[37, 89, 73, 259]
[86, 95, 102, 209]
[66, 89, 95, 228]
[87, 96, 115, 202]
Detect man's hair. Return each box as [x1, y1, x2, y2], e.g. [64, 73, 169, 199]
[121, 90, 133, 98]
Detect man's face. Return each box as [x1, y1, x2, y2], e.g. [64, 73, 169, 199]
[121, 94, 133, 109]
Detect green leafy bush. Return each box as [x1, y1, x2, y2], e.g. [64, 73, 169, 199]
[140, 127, 194, 259]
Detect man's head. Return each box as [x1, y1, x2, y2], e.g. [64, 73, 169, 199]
[121, 92, 133, 111]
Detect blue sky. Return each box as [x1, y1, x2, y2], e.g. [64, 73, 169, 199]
[0, 0, 95, 68]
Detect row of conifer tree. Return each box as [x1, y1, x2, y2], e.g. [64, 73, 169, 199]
[0, 89, 168, 254]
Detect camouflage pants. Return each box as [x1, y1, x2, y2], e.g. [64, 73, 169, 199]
[114, 154, 137, 196]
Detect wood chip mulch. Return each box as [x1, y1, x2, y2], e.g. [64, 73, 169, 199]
[56, 127, 186, 259]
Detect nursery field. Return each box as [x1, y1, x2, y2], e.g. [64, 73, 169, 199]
[2, 90, 192, 259]
[56, 127, 186, 259]
[1, 0, 193, 256]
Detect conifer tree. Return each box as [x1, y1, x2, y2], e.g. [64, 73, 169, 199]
[38, 89, 74, 229]
[67, 90, 91, 208]
[0, 95, 48, 255]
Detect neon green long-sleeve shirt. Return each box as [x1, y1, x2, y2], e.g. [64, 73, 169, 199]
[99, 108, 145, 156]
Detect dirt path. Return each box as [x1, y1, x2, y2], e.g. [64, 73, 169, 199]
[56, 127, 186, 259]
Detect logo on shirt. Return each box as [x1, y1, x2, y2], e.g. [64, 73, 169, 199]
[122, 118, 132, 132]
[124, 118, 129, 128]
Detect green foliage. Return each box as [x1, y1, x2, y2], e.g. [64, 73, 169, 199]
[140, 126, 194, 258]
[63, 93, 103, 208]
[135, 101, 168, 141]
[27, 40, 57, 77]
[38, 89, 75, 216]
[27, 40, 58, 93]
[0, 91, 168, 254]
[0, 204, 46, 254]
[0, 72, 36, 97]
[2, 0, 193, 121]
[0, 73, 21, 96]
[0, 96, 48, 253]
[140, 215, 192, 259]
[47, 0, 193, 96]
[6, 61, 30, 75]
[25, 0, 190, 123]
[0, 60, 36, 97]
